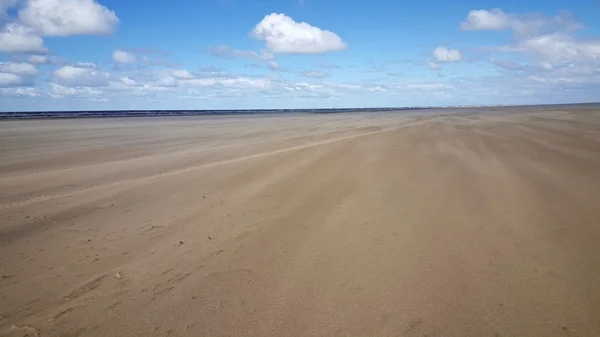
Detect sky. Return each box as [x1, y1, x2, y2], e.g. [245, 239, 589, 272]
[0, 0, 599, 111]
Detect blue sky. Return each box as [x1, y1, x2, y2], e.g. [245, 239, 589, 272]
[0, 0, 599, 111]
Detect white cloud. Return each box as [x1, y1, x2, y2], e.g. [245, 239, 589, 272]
[335, 84, 362, 90]
[107, 76, 139, 89]
[19, 0, 119, 36]
[28, 55, 48, 63]
[53, 64, 110, 87]
[104, 72, 278, 100]
[205, 44, 258, 61]
[513, 33, 600, 64]
[109, 67, 276, 94]
[433, 46, 461, 62]
[456, 8, 600, 101]
[525, 64, 600, 86]
[50, 83, 101, 97]
[456, 7, 600, 95]
[0, 87, 40, 97]
[460, 9, 582, 38]
[198, 66, 227, 76]
[184, 77, 272, 90]
[206, 44, 265, 60]
[403, 83, 452, 90]
[1, 0, 118, 54]
[0, 23, 46, 53]
[302, 70, 327, 79]
[119, 76, 137, 86]
[94, 74, 460, 104]
[284, 82, 332, 97]
[460, 9, 509, 31]
[425, 60, 440, 70]
[0, 73, 25, 87]
[0, 62, 38, 76]
[464, 10, 599, 70]
[27, 54, 64, 64]
[112, 50, 136, 63]
[251, 13, 347, 54]
[72, 62, 97, 68]
[205, 44, 279, 71]
[171, 69, 194, 79]
[155, 76, 178, 88]
[107, 80, 167, 95]
[205, 44, 236, 59]
[368, 86, 387, 92]
[511, 14, 580, 38]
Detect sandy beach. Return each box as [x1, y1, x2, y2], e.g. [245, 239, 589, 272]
[1, 107, 600, 336]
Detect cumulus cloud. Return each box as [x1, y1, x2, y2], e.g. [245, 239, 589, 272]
[112, 50, 136, 63]
[460, 9, 509, 31]
[0, 61, 37, 88]
[1, 0, 118, 54]
[28, 54, 64, 64]
[0, 62, 38, 76]
[19, 0, 119, 36]
[0, 23, 46, 52]
[433, 46, 461, 62]
[251, 13, 347, 54]
[28, 55, 48, 63]
[53, 64, 110, 87]
[0, 73, 26, 87]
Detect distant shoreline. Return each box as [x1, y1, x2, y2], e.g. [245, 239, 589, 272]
[0, 103, 598, 120]
[0, 107, 419, 120]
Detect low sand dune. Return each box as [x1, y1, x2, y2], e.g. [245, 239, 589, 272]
[1, 108, 600, 336]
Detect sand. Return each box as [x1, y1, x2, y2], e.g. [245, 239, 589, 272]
[1, 108, 600, 336]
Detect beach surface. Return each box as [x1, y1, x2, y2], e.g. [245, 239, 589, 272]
[1, 108, 600, 336]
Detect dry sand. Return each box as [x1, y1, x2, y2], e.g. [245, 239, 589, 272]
[1, 108, 600, 336]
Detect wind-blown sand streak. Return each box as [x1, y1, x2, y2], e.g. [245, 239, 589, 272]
[0, 118, 431, 210]
[1, 108, 600, 337]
